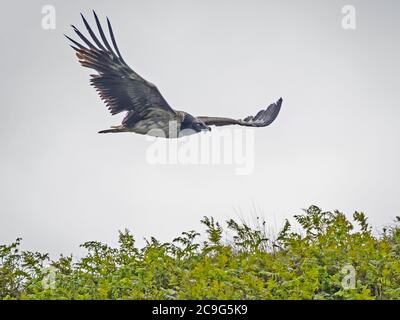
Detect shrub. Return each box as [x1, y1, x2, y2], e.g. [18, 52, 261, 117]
[1, 206, 399, 300]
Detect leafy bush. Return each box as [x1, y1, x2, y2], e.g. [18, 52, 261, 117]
[1, 206, 399, 300]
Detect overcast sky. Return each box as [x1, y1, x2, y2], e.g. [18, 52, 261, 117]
[0, 0, 399, 257]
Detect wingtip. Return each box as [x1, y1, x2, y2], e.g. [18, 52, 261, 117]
[69, 44, 80, 52]
[80, 12, 88, 23]
[64, 34, 73, 42]
[93, 9, 99, 20]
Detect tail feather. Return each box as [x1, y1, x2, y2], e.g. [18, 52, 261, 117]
[98, 128, 125, 134]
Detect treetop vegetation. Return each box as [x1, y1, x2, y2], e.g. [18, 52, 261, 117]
[1, 206, 399, 300]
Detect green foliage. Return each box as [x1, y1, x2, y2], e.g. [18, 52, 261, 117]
[1, 206, 400, 300]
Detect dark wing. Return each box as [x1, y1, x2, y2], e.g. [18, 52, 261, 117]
[65, 11, 176, 121]
[198, 98, 282, 127]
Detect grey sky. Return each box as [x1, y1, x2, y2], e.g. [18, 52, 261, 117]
[0, 0, 399, 257]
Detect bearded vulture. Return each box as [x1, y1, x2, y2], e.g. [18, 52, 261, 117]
[65, 11, 283, 138]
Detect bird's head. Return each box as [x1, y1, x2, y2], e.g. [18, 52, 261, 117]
[180, 113, 211, 134]
[192, 119, 211, 133]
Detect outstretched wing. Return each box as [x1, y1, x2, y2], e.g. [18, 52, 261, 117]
[198, 98, 282, 127]
[65, 11, 176, 121]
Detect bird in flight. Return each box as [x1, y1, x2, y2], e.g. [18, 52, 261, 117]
[65, 11, 283, 138]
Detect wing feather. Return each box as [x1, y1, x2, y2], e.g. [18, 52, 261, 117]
[65, 11, 176, 119]
[198, 98, 282, 127]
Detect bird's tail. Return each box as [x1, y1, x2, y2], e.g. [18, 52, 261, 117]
[98, 126, 127, 134]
